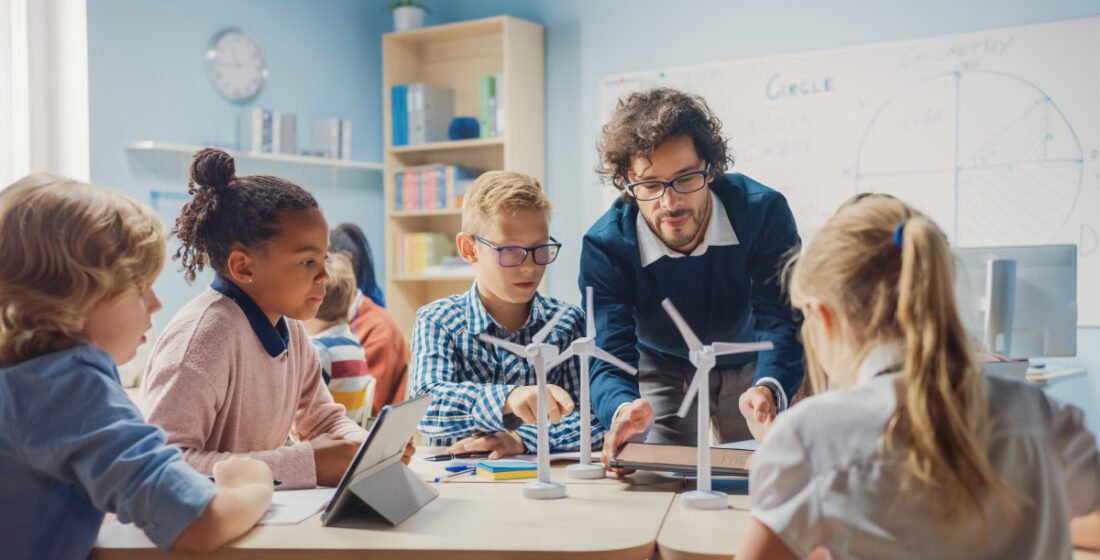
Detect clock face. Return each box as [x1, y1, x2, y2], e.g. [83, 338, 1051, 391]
[205, 29, 267, 102]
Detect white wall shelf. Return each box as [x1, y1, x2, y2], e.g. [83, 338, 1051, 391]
[125, 141, 383, 171]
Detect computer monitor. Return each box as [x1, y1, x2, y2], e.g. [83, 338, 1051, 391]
[952, 245, 1077, 359]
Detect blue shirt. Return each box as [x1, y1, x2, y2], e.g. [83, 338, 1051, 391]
[580, 173, 805, 429]
[0, 344, 216, 558]
[409, 283, 605, 451]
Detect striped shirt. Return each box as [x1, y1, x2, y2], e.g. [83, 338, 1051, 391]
[310, 323, 374, 425]
[409, 283, 605, 451]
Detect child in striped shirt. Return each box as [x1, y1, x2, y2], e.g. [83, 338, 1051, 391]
[306, 251, 374, 425]
[410, 170, 604, 459]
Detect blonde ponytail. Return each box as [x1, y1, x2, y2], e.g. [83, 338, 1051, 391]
[889, 216, 1016, 531]
[787, 194, 1017, 536]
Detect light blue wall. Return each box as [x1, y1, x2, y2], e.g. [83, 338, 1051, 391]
[87, 0, 390, 333]
[88, 0, 1100, 435]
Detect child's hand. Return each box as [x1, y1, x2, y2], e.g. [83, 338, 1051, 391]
[447, 432, 526, 460]
[503, 384, 575, 424]
[310, 433, 361, 487]
[401, 437, 415, 465]
[211, 456, 274, 489]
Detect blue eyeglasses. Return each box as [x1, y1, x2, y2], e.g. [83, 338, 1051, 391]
[471, 235, 562, 267]
[624, 164, 710, 201]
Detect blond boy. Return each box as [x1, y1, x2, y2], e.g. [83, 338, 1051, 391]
[305, 251, 374, 425]
[409, 171, 604, 458]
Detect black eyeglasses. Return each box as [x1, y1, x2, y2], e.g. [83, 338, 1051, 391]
[624, 164, 710, 201]
[471, 235, 561, 267]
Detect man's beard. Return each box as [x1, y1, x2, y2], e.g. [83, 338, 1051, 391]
[643, 194, 710, 250]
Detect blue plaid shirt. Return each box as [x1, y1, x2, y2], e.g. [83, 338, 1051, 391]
[409, 283, 605, 451]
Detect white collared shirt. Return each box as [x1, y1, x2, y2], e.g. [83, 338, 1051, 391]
[635, 190, 739, 268]
[749, 344, 1100, 559]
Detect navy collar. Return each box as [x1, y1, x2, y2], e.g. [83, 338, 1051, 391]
[210, 276, 290, 358]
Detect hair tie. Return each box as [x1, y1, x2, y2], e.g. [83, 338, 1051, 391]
[893, 221, 906, 249]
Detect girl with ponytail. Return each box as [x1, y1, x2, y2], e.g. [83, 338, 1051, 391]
[739, 195, 1100, 559]
[140, 148, 414, 492]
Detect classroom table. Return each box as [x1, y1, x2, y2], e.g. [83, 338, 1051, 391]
[92, 449, 1100, 559]
[656, 492, 1100, 560]
[92, 480, 673, 559]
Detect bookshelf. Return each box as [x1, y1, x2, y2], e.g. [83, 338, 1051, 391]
[383, 16, 545, 336]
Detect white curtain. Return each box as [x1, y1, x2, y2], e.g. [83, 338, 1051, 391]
[0, 0, 88, 188]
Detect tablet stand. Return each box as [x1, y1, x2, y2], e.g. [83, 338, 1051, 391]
[335, 458, 439, 526]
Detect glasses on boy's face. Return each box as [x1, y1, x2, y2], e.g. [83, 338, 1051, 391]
[471, 235, 562, 267]
[624, 164, 710, 201]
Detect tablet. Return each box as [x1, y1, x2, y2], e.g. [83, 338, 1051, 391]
[608, 442, 751, 477]
[321, 394, 436, 526]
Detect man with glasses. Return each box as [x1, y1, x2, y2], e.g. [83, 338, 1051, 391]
[581, 89, 804, 466]
[409, 170, 604, 459]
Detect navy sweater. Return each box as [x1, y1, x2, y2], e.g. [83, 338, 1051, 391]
[579, 173, 804, 429]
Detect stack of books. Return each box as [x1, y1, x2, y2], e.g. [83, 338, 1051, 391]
[395, 164, 480, 211]
[239, 109, 297, 154]
[391, 83, 455, 146]
[475, 460, 537, 481]
[394, 233, 454, 276]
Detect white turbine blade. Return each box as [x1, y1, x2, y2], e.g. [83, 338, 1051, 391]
[548, 347, 575, 369]
[478, 333, 527, 356]
[676, 367, 709, 418]
[660, 299, 703, 352]
[711, 341, 774, 356]
[585, 286, 595, 338]
[533, 308, 569, 344]
[591, 347, 638, 376]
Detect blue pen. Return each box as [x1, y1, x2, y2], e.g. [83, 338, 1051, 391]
[434, 466, 475, 483]
[209, 476, 281, 487]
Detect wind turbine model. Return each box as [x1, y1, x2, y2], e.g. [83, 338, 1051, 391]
[478, 308, 572, 499]
[661, 298, 774, 510]
[548, 286, 638, 479]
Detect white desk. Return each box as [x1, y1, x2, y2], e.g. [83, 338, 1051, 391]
[92, 482, 673, 559]
[656, 493, 1100, 560]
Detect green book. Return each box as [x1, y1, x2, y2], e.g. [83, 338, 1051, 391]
[478, 75, 495, 139]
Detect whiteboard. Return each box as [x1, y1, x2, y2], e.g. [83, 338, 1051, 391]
[601, 17, 1100, 326]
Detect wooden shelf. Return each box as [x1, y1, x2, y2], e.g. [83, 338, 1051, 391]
[126, 141, 383, 171]
[391, 273, 475, 282]
[391, 208, 463, 218]
[388, 137, 504, 155]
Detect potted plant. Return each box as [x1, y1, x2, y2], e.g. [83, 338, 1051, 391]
[386, 0, 431, 32]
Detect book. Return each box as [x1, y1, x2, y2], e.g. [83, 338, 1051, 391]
[406, 83, 454, 144]
[312, 118, 341, 159]
[478, 75, 495, 139]
[339, 119, 351, 160]
[239, 108, 271, 153]
[475, 460, 537, 481]
[277, 113, 296, 154]
[391, 84, 408, 146]
[494, 72, 505, 138]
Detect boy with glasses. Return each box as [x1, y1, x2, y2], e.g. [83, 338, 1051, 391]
[581, 88, 804, 467]
[410, 171, 603, 459]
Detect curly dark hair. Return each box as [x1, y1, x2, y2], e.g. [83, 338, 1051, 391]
[172, 147, 319, 282]
[596, 88, 731, 202]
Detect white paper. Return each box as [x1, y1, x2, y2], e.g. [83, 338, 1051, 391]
[258, 487, 336, 526]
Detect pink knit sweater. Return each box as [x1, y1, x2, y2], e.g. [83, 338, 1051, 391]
[141, 287, 365, 489]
